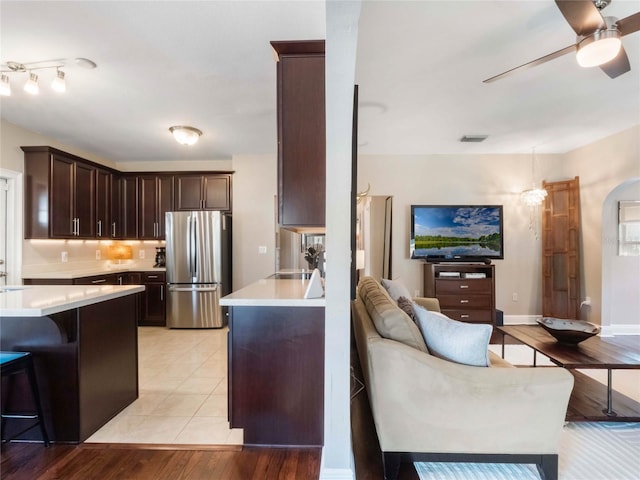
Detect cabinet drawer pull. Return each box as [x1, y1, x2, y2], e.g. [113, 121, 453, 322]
[460, 299, 469, 304]
[459, 285, 469, 289]
[147, 275, 158, 279]
[91, 279, 107, 284]
[460, 314, 470, 318]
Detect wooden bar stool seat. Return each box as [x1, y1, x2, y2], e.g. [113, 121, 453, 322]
[0, 351, 50, 446]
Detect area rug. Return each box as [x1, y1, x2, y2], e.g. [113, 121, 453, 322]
[415, 422, 640, 480]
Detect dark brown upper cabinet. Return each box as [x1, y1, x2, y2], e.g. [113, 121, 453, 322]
[23, 147, 97, 239]
[138, 174, 174, 240]
[271, 40, 325, 230]
[95, 168, 111, 239]
[174, 173, 232, 211]
[119, 175, 139, 239]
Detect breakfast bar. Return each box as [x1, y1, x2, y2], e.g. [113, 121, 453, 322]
[221, 277, 325, 447]
[0, 285, 144, 443]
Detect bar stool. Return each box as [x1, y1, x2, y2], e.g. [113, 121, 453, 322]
[0, 352, 50, 446]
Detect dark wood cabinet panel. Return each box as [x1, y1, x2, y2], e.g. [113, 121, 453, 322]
[423, 263, 496, 327]
[138, 271, 166, 326]
[74, 162, 96, 238]
[138, 175, 173, 239]
[50, 155, 75, 238]
[120, 176, 139, 239]
[110, 176, 123, 239]
[271, 41, 325, 229]
[95, 169, 111, 239]
[228, 305, 324, 446]
[175, 174, 231, 211]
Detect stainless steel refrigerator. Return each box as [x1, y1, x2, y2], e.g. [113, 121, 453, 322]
[165, 211, 231, 328]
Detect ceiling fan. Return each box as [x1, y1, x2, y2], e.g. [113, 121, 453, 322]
[484, 0, 640, 83]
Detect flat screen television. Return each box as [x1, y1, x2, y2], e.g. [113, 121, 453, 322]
[410, 205, 504, 261]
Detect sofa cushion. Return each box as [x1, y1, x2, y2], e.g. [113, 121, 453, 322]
[381, 278, 412, 302]
[396, 296, 417, 322]
[413, 304, 491, 367]
[359, 277, 428, 352]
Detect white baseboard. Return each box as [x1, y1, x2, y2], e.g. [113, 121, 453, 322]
[319, 447, 355, 480]
[600, 324, 640, 336]
[503, 314, 540, 325]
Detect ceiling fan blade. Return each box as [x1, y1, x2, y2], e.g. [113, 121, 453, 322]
[599, 45, 631, 78]
[483, 45, 576, 83]
[617, 11, 640, 36]
[555, 0, 606, 36]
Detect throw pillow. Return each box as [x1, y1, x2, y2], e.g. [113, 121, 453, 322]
[413, 304, 492, 367]
[381, 278, 412, 302]
[396, 296, 416, 322]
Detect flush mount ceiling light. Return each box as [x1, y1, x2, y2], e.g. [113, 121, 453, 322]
[0, 57, 96, 97]
[169, 126, 203, 146]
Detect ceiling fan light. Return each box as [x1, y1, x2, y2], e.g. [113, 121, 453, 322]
[169, 126, 203, 146]
[576, 29, 622, 68]
[24, 72, 39, 95]
[51, 69, 66, 93]
[0, 74, 11, 96]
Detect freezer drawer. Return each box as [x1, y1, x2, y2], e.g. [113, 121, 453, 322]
[167, 285, 224, 328]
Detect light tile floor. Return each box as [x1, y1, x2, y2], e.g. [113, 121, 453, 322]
[85, 327, 243, 445]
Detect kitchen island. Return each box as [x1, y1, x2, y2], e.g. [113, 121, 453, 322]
[0, 285, 144, 443]
[221, 278, 325, 447]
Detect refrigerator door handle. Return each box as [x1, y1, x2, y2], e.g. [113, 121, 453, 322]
[191, 214, 198, 277]
[168, 286, 218, 292]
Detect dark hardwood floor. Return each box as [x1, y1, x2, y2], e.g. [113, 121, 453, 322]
[0, 328, 423, 480]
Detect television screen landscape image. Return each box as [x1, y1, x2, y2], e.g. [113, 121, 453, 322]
[410, 205, 504, 261]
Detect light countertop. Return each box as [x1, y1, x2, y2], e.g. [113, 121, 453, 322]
[220, 278, 325, 307]
[0, 285, 145, 317]
[23, 266, 166, 280]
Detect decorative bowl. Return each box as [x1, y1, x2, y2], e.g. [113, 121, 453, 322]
[536, 317, 600, 345]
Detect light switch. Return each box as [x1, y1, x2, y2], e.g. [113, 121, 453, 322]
[258, 246, 267, 254]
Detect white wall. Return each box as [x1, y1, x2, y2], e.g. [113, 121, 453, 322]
[2, 120, 277, 290]
[357, 153, 562, 319]
[358, 125, 640, 326]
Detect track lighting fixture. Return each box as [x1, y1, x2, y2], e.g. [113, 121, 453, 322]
[24, 73, 39, 95]
[0, 57, 96, 97]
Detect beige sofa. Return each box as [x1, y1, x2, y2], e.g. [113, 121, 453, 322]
[351, 276, 574, 480]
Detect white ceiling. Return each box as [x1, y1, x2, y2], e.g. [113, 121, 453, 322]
[1, 1, 639, 163]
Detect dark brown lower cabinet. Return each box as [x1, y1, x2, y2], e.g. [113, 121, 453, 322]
[228, 306, 324, 447]
[0, 294, 139, 443]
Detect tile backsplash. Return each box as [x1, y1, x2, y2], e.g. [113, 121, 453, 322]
[23, 239, 165, 275]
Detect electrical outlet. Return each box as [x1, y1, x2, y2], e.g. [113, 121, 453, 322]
[61, 251, 68, 263]
[512, 292, 518, 302]
[96, 250, 101, 260]
[258, 246, 267, 254]
[139, 249, 145, 259]
[414, 290, 420, 297]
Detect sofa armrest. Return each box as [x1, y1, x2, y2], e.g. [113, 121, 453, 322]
[412, 296, 440, 312]
[366, 338, 573, 455]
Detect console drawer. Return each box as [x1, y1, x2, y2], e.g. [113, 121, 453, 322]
[442, 309, 493, 323]
[437, 294, 492, 309]
[435, 278, 492, 294]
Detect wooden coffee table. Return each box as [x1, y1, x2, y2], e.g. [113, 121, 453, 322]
[497, 325, 640, 422]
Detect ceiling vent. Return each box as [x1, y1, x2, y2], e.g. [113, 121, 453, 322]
[460, 135, 488, 143]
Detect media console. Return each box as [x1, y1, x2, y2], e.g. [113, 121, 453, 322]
[423, 263, 495, 326]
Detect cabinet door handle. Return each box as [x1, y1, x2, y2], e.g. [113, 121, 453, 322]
[118, 276, 123, 285]
[460, 299, 469, 304]
[160, 285, 164, 301]
[98, 220, 102, 237]
[459, 285, 469, 289]
[112, 222, 116, 237]
[460, 314, 470, 319]
[91, 279, 107, 284]
[76, 218, 80, 236]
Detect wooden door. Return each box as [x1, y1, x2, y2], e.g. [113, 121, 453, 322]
[542, 177, 581, 319]
[156, 175, 174, 238]
[74, 162, 96, 238]
[175, 175, 203, 210]
[203, 175, 230, 210]
[50, 155, 75, 238]
[95, 169, 111, 238]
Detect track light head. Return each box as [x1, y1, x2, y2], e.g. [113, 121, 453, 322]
[51, 69, 66, 93]
[24, 72, 39, 95]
